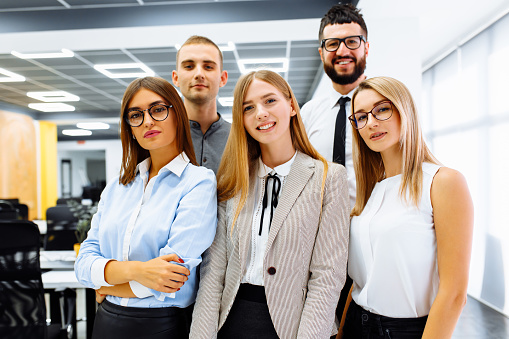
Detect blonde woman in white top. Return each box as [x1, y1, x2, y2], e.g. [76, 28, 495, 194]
[340, 76, 473, 339]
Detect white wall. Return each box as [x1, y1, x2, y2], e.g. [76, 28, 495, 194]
[57, 140, 122, 198]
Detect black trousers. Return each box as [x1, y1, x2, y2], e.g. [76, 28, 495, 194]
[218, 284, 279, 339]
[342, 300, 428, 339]
[91, 300, 191, 339]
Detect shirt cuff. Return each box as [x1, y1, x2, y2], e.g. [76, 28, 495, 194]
[91, 258, 115, 289]
[129, 281, 152, 298]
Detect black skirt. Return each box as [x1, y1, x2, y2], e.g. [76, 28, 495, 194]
[218, 284, 279, 339]
[91, 300, 192, 339]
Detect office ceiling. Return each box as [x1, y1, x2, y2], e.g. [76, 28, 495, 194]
[0, 0, 343, 141]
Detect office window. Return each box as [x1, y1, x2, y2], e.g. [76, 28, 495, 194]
[422, 12, 509, 316]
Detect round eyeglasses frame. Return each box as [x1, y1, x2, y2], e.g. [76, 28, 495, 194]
[125, 104, 172, 127]
[348, 101, 394, 130]
[321, 35, 366, 52]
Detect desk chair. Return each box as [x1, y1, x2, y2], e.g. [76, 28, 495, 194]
[0, 220, 76, 339]
[45, 206, 79, 251]
[13, 203, 29, 220]
[46, 206, 78, 230]
[0, 201, 19, 220]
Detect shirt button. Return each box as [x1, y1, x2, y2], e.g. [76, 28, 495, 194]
[267, 267, 276, 275]
[193, 122, 198, 127]
[204, 136, 207, 140]
[362, 314, 368, 322]
[203, 157, 207, 163]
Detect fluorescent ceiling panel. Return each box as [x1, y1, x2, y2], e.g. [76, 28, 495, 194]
[11, 49, 74, 59]
[62, 129, 92, 136]
[76, 122, 110, 130]
[27, 91, 79, 102]
[94, 63, 155, 78]
[28, 103, 75, 112]
[0, 68, 25, 82]
[238, 58, 289, 74]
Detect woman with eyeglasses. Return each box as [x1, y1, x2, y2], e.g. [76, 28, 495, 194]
[339, 76, 473, 339]
[75, 77, 217, 339]
[189, 70, 350, 339]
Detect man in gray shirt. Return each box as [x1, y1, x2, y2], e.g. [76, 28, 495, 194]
[172, 35, 230, 175]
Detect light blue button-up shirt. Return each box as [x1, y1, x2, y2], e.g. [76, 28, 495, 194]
[75, 153, 217, 308]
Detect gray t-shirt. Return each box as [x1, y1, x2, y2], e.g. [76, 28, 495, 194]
[189, 113, 231, 175]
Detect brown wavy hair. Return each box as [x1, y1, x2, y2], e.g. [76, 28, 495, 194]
[119, 77, 197, 185]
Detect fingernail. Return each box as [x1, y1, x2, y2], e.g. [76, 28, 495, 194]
[178, 258, 184, 263]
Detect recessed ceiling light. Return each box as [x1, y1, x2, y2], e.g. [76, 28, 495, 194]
[27, 91, 79, 102]
[76, 122, 110, 130]
[238, 58, 289, 74]
[218, 97, 234, 107]
[28, 103, 75, 112]
[0, 68, 26, 82]
[219, 42, 235, 51]
[94, 63, 155, 79]
[11, 49, 74, 59]
[62, 129, 92, 136]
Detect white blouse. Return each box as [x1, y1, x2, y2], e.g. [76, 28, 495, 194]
[349, 162, 441, 318]
[241, 152, 296, 286]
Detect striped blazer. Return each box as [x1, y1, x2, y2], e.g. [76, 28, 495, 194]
[190, 152, 350, 339]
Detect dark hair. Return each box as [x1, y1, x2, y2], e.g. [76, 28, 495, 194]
[119, 77, 197, 185]
[176, 35, 223, 70]
[319, 4, 368, 41]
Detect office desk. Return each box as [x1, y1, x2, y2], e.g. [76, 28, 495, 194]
[41, 251, 96, 339]
[40, 250, 76, 270]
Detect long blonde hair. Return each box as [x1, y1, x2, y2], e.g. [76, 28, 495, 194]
[217, 70, 328, 230]
[351, 76, 439, 216]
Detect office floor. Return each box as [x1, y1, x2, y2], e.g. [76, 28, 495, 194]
[453, 297, 509, 338]
[74, 293, 509, 338]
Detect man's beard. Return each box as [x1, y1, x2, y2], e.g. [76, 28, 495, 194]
[324, 54, 366, 85]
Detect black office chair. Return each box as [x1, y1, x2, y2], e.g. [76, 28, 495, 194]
[0, 201, 19, 220]
[13, 203, 29, 220]
[0, 220, 76, 339]
[45, 206, 79, 251]
[46, 206, 78, 230]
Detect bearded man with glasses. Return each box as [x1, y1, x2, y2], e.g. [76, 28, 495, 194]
[299, 4, 369, 339]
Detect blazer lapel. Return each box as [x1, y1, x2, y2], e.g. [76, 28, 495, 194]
[265, 152, 315, 252]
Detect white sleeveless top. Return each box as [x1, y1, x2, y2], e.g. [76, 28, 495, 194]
[349, 162, 441, 318]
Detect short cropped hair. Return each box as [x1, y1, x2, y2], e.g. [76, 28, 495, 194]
[176, 35, 223, 70]
[319, 4, 368, 41]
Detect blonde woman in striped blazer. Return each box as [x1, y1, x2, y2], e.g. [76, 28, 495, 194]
[190, 70, 350, 339]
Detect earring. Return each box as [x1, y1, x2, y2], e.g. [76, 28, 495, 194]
[133, 135, 136, 140]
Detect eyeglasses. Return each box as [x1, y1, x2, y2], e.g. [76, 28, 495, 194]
[125, 104, 172, 127]
[321, 35, 366, 52]
[348, 101, 393, 130]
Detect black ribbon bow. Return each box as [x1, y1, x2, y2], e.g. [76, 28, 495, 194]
[259, 173, 281, 236]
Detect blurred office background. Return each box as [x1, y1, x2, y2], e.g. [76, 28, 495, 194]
[0, 0, 508, 331]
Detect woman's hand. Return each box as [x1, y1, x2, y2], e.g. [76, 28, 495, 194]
[96, 290, 106, 304]
[132, 254, 190, 293]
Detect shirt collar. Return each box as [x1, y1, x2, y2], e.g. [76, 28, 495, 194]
[257, 151, 297, 178]
[189, 113, 225, 132]
[328, 84, 359, 109]
[135, 152, 190, 178]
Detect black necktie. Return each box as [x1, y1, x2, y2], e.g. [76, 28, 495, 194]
[333, 96, 351, 165]
[259, 173, 281, 236]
